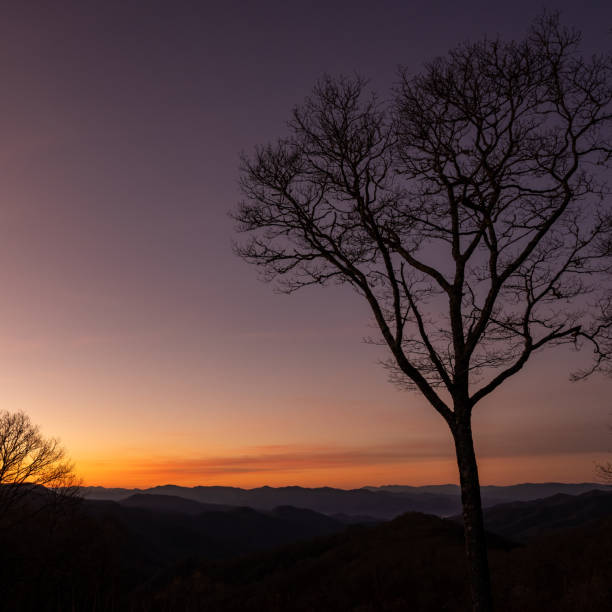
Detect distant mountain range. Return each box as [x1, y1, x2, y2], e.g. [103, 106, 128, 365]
[366, 482, 612, 502]
[81, 482, 612, 520]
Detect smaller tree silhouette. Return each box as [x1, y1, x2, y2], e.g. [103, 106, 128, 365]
[0, 411, 79, 526]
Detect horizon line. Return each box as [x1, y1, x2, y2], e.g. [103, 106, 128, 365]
[79, 480, 610, 490]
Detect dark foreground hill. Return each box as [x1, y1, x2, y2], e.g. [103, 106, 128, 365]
[3, 486, 612, 611]
[133, 511, 612, 612]
[133, 513, 496, 612]
[82, 494, 349, 563]
[0, 490, 351, 611]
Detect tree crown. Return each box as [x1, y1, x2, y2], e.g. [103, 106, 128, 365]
[0, 411, 77, 521]
[234, 15, 612, 423]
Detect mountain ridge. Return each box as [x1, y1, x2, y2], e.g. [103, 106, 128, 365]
[80, 482, 612, 519]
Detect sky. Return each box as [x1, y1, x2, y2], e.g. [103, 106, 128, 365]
[1, 0, 611, 489]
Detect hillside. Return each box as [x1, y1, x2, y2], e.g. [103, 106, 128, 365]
[83, 495, 348, 561]
[479, 489, 612, 541]
[4, 485, 612, 610]
[133, 510, 612, 612]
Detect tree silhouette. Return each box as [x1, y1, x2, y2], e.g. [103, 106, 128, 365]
[234, 15, 612, 611]
[0, 410, 78, 527]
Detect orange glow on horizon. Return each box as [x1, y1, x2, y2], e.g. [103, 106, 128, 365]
[75, 450, 607, 490]
[1, 0, 611, 511]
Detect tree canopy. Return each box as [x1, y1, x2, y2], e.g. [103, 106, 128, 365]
[0, 410, 77, 525]
[236, 15, 612, 421]
[234, 14, 612, 611]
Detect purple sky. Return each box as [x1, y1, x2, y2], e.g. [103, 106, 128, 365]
[1, 1, 611, 487]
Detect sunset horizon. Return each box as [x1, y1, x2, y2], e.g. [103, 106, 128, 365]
[74, 445, 609, 490]
[1, 2, 610, 497]
[2, 2, 612, 609]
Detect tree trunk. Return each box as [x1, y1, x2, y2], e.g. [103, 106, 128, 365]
[453, 420, 493, 612]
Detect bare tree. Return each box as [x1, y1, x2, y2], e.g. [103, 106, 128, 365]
[0, 411, 79, 526]
[233, 15, 612, 612]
